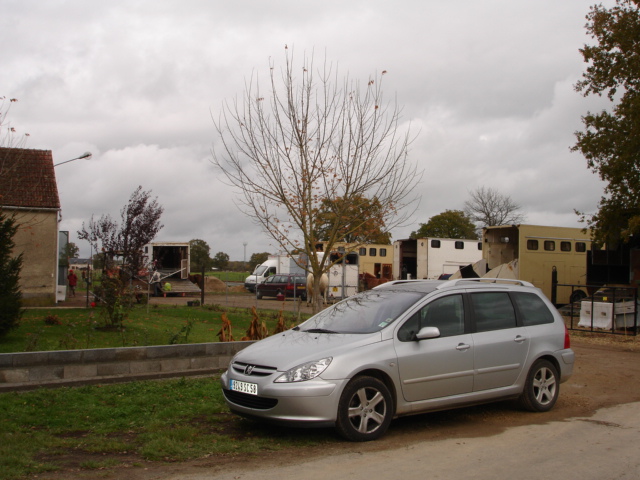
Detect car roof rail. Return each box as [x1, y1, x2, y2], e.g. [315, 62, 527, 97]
[436, 278, 535, 289]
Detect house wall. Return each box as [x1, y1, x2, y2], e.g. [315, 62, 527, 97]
[10, 209, 59, 306]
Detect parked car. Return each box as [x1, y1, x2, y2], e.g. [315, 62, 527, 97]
[255, 273, 307, 300]
[221, 278, 574, 441]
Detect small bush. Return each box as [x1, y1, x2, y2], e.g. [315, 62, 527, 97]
[0, 213, 23, 337]
[44, 314, 62, 326]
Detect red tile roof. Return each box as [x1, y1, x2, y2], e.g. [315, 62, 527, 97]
[0, 147, 60, 209]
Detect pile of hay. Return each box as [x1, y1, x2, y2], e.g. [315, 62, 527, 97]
[204, 276, 247, 293]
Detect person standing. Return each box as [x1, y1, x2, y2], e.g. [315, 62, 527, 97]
[67, 269, 78, 297]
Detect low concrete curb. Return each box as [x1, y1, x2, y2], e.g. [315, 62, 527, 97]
[0, 341, 254, 392]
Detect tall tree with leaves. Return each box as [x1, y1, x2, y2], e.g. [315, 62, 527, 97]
[189, 239, 213, 271]
[0, 213, 23, 337]
[573, 0, 640, 244]
[410, 210, 478, 240]
[213, 48, 420, 310]
[78, 186, 164, 279]
[315, 195, 392, 244]
[78, 187, 163, 328]
[249, 252, 270, 269]
[212, 251, 230, 270]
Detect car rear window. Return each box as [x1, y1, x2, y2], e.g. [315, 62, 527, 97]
[470, 292, 517, 332]
[512, 292, 554, 326]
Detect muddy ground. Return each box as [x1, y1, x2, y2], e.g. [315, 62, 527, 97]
[44, 287, 640, 480]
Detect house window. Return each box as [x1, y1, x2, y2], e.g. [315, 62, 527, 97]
[431, 240, 441, 248]
[369, 248, 377, 257]
[359, 248, 366, 256]
[576, 242, 587, 253]
[527, 240, 539, 251]
[454, 241, 464, 250]
[380, 248, 387, 257]
[478, 242, 482, 250]
[544, 241, 555, 251]
[560, 241, 572, 252]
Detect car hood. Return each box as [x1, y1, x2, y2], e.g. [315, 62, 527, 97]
[234, 328, 383, 371]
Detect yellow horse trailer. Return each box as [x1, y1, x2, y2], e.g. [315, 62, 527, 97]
[482, 224, 592, 304]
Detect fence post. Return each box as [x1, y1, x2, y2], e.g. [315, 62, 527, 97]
[551, 266, 558, 306]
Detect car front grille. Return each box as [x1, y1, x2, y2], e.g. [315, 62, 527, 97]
[231, 361, 278, 377]
[222, 388, 279, 410]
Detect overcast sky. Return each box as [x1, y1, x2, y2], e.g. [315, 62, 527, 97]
[1, 0, 614, 261]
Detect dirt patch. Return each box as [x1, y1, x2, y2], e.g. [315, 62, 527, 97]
[29, 334, 640, 480]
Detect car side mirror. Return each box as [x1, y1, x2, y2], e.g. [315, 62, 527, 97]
[415, 326, 441, 340]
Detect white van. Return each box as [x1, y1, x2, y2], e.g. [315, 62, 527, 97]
[244, 254, 306, 292]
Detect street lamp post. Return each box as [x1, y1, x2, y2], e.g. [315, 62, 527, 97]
[54, 151, 93, 167]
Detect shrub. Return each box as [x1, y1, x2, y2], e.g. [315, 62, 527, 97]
[44, 314, 62, 325]
[0, 213, 23, 337]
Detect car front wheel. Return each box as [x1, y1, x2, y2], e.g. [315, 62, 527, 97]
[519, 359, 559, 412]
[335, 376, 393, 441]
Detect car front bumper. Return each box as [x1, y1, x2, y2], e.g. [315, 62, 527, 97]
[220, 370, 347, 426]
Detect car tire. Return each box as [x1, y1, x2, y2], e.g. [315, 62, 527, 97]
[519, 359, 559, 412]
[335, 376, 393, 442]
[569, 289, 587, 304]
[256, 291, 263, 299]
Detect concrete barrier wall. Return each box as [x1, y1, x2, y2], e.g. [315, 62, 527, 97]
[0, 341, 254, 392]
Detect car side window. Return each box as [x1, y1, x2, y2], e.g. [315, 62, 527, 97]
[397, 294, 464, 342]
[512, 292, 554, 326]
[470, 292, 517, 332]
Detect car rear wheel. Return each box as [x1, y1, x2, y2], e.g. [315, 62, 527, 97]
[335, 376, 393, 441]
[519, 359, 559, 412]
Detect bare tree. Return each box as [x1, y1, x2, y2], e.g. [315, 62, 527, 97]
[464, 186, 526, 229]
[212, 48, 420, 310]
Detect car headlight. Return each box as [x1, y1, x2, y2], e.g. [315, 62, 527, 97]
[274, 357, 332, 383]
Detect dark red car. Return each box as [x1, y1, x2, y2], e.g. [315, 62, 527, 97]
[256, 273, 307, 300]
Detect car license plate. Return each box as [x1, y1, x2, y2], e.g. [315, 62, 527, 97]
[230, 379, 258, 395]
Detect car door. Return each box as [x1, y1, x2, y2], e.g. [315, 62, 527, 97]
[394, 294, 474, 402]
[469, 291, 530, 391]
[260, 275, 277, 296]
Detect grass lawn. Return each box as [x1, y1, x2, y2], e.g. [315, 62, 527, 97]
[0, 302, 319, 479]
[0, 376, 335, 480]
[208, 271, 249, 282]
[1, 304, 308, 354]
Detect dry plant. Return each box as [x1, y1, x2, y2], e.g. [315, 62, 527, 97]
[242, 306, 268, 341]
[272, 309, 291, 334]
[216, 312, 234, 342]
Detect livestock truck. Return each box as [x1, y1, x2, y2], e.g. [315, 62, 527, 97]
[481, 224, 592, 304]
[393, 237, 483, 280]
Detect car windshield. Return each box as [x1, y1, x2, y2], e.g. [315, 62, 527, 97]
[253, 265, 268, 276]
[299, 289, 425, 334]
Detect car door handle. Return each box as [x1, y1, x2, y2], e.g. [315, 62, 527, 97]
[456, 343, 471, 351]
[514, 335, 526, 343]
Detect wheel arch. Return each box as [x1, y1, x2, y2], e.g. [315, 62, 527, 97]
[351, 368, 398, 415]
[534, 354, 561, 374]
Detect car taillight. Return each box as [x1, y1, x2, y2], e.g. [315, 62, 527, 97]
[564, 325, 571, 349]
[286, 284, 294, 291]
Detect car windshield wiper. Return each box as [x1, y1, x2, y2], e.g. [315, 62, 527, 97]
[303, 328, 338, 334]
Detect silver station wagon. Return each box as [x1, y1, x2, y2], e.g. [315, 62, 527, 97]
[221, 278, 575, 441]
